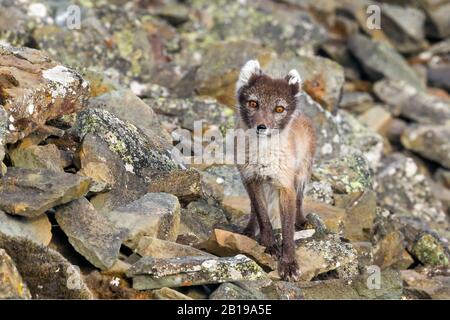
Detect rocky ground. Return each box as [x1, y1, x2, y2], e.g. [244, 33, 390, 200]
[0, 0, 450, 300]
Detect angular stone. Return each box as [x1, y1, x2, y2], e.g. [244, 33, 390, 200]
[0, 44, 89, 144]
[357, 106, 392, 134]
[135, 236, 212, 259]
[435, 168, 450, 189]
[376, 153, 447, 224]
[55, 198, 126, 270]
[0, 234, 93, 299]
[348, 34, 424, 91]
[411, 232, 450, 267]
[373, 79, 450, 125]
[104, 193, 180, 249]
[73, 108, 179, 179]
[0, 210, 51, 246]
[419, 0, 450, 38]
[373, 230, 409, 270]
[200, 229, 276, 270]
[339, 91, 374, 114]
[152, 287, 193, 300]
[88, 89, 172, 150]
[210, 282, 267, 300]
[0, 167, 91, 217]
[127, 254, 267, 290]
[352, 242, 374, 271]
[401, 125, 450, 169]
[402, 270, 450, 300]
[147, 169, 202, 203]
[303, 200, 346, 235]
[10, 143, 66, 172]
[0, 248, 31, 299]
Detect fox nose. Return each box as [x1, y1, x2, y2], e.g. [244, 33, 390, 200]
[256, 124, 267, 133]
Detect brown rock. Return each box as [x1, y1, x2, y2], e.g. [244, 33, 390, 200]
[135, 236, 213, 259]
[0, 248, 31, 299]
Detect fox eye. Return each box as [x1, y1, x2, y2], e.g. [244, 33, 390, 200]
[247, 100, 258, 108]
[275, 106, 285, 113]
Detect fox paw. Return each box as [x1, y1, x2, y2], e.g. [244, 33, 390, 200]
[279, 260, 300, 282]
[265, 243, 281, 259]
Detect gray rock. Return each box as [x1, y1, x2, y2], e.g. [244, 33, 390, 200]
[348, 34, 424, 91]
[0, 248, 31, 299]
[210, 282, 267, 300]
[401, 125, 450, 169]
[127, 254, 267, 290]
[0, 210, 52, 246]
[135, 236, 213, 259]
[0, 234, 93, 299]
[73, 108, 179, 179]
[419, 0, 450, 38]
[104, 193, 180, 249]
[402, 270, 450, 299]
[55, 198, 126, 270]
[0, 43, 89, 144]
[0, 167, 91, 218]
[373, 79, 450, 125]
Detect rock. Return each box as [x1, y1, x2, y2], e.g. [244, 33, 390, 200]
[411, 232, 450, 267]
[0, 210, 52, 246]
[401, 125, 450, 169]
[210, 282, 267, 300]
[373, 230, 409, 270]
[0, 248, 31, 299]
[73, 108, 179, 179]
[0, 44, 89, 144]
[135, 236, 213, 259]
[0, 234, 93, 299]
[275, 269, 403, 300]
[193, 40, 273, 106]
[379, 3, 427, 53]
[376, 153, 447, 224]
[348, 34, 424, 91]
[303, 200, 346, 235]
[147, 169, 202, 203]
[427, 62, 450, 92]
[339, 91, 374, 114]
[77, 133, 147, 210]
[0, 167, 91, 218]
[352, 242, 374, 271]
[88, 89, 172, 150]
[373, 79, 450, 125]
[292, 233, 359, 282]
[265, 55, 345, 112]
[179, 200, 228, 244]
[312, 153, 373, 194]
[335, 191, 378, 242]
[419, 0, 450, 38]
[357, 106, 392, 134]
[200, 229, 277, 270]
[10, 143, 66, 172]
[127, 254, 267, 290]
[147, 96, 234, 133]
[104, 193, 180, 249]
[435, 168, 450, 189]
[55, 198, 126, 270]
[152, 287, 193, 300]
[402, 269, 450, 300]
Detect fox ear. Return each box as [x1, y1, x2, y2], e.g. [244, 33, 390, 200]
[236, 59, 261, 92]
[285, 69, 302, 94]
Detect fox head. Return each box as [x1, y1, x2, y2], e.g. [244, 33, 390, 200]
[236, 60, 302, 135]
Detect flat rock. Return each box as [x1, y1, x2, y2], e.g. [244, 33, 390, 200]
[0, 167, 91, 217]
[402, 269, 450, 299]
[348, 34, 424, 91]
[401, 125, 450, 169]
[147, 169, 202, 203]
[200, 229, 277, 270]
[0, 234, 93, 299]
[0, 210, 52, 245]
[73, 108, 179, 179]
[55, 198, 126, 270]
[127, 254, 267, 290]
[373, 79, 450, 125]
[0, 44, 89, 144]
[0, 248, 31, 299]
[152, 287, 193, 300]
[10, 143, 66, 172]
[104, 193, 180, 249]
[135, 236, 213, 259]
[209, 282, 267, 300]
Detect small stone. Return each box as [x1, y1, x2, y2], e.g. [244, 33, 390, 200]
[303, 200, 346, 236]
[104, 193, 180, 249]
[0, 167, 91, 218]
[135, 236, 213, 259]
[352, 242, 374, 272]
[411, 232, 450, 267]
[402, 269, 450, 300]
[152, 287, 193, 300]
[0, 248, 31, 299]
[357, 106, 392, 134]
[373, 230, 408, 270]
[10, 143, 66, 172]
[0, 210, 51, 246]
[55, 198, 126, 270]
[127, 254, 267, 290]
[210, 282, 267, 300]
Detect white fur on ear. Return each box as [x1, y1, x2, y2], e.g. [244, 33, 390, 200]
[236, 59, 261, 91]
[287, 69, 302, 86]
